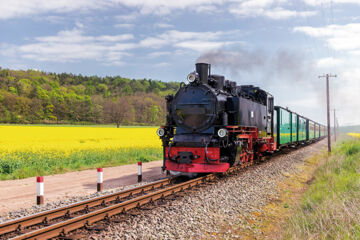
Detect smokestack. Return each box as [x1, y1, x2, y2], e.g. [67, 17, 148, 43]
[196, 63, 210, 84]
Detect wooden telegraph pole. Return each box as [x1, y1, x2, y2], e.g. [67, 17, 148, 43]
[319, 74, 337, 154]
[333, 109, 336, 142]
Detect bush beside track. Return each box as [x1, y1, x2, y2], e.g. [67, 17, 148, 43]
[285, 136, 360, 239]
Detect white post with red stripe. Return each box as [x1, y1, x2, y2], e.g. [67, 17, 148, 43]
[36, 176, 44, 205]
[138, 162, 142, 182]
[97, 168, 103, 192]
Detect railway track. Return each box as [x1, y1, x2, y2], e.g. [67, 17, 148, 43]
[0, 177, 177, 239]
[0, 172, 226, 240]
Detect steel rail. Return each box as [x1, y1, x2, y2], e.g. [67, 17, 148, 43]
[0, 177, 174, 236]
[11, 174, 216, 240]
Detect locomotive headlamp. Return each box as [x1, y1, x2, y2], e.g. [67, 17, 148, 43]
[187, 72, 198, 83]
[217, 128, 227, 138]
[156, 128, 165, 137]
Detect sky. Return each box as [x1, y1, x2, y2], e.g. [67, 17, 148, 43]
[0, 0, 359, 126]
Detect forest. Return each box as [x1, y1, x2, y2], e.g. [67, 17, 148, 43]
[0, 67, 180, 126]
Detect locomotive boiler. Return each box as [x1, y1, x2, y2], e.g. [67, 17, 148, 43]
[157, 63, 325, 174]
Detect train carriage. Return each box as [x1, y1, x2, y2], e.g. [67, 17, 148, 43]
[275, 106, 291, 146]
[298, 116, 307, 142]
[308, 120, 315, 140]
[315, 124, 320, 138]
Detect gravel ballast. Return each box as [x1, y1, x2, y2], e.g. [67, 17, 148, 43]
[89, 141, 326, 239]
[0, 181, 154, 224]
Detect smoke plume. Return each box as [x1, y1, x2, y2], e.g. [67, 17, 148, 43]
[196, 48, 314, 84]
[197, 48, 267, 76]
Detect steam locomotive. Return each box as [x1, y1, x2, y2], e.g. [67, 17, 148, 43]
[157, 63, 326, 174]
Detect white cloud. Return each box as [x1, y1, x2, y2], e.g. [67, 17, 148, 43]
[332, 68, 360, 125]
[287, 95, 318, 108]
[304, 0, 360, 6]
[139, 30, 221, 48]
[0, 0, 318, 20]
[0, 0, 224, 19]
[114, 13, 138, 22]
[147, 51, 171, 58]
[75, 21, 84, 28]
[139, 30, 240, 52]
[0, 0, 102, 19]
[194, 4, 219, 13]
[1, 28, 136, 64]
[175, 41, 235, 52]
[114, 23, 135, 29]
[111, 0, 223, 15]
[264, 7, 316, 19]
[294, 23, 360, 53]
[1, 28, 242, 64]
[154, 62, 170, 67]
[316, 57, 344, 68]
[154, 23, 174, 28]
[31, 29, 133, 43]
[39, 15, 65, 24]
[229, 0, 317, 19]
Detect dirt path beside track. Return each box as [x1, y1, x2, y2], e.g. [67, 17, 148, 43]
[0, 160, 164, 215]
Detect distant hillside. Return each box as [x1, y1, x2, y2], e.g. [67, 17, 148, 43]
[0, 67, 180, 126]
[339, 125, 360, 133]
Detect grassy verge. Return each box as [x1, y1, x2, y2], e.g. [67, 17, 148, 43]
[284, 138, 360, 239]
[0, 148, 162, 180]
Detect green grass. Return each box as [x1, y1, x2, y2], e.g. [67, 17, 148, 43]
[0, 148, 162, 180]
[284, 138, 360, 239]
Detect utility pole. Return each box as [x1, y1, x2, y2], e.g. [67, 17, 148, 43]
[319, 74, 337, 154]
[333, 109, 336, 142]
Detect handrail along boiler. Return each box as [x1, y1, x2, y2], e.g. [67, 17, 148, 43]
[157, 63, 326, 174]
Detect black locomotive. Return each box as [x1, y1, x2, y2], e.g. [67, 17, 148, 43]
[157, 63, 325, 173]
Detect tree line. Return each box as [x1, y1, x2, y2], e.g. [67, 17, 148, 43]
[0, 67, 180, 126]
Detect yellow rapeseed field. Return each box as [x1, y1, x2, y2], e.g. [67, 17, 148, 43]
[0, 125, 161, 154]
[347, 133, 360, 138]
[0, 125, 162, 179]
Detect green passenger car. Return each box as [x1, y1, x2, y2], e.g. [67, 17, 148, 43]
[275, 106, 291, 145]
[274, 106, 325, 147]
[298, 116, 307, 141]
[308, 121, 315, 140]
